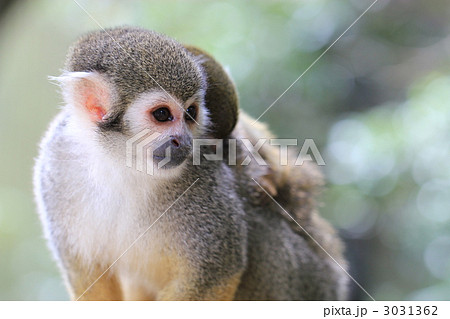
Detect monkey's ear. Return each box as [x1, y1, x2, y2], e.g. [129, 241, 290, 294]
[184, 46, 239, 139]
[50, 72, 113, 122]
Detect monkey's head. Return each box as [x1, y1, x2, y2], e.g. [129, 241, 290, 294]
[56, 27, 215, 177]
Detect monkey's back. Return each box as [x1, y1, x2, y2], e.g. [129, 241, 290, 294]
[233, 202, 347, 300]
[230, 114, 348, 300]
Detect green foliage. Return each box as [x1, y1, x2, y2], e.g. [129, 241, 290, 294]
[323, 74, 450, 300]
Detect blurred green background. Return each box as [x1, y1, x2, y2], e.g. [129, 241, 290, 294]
[1, 0, 449, 300]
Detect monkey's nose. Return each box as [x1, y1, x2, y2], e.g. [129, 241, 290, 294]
[170, 136, 180, 148]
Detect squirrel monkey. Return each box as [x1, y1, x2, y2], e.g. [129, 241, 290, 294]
[34, 27, 348, 300]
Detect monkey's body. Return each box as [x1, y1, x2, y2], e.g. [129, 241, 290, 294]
[36, 111, 248, 300]
[34, 27, 347, 300]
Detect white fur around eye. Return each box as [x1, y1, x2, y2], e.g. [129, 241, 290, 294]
[124, 90, 170, 135]
[123, 90, 210, 138]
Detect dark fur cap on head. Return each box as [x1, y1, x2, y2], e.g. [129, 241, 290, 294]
[65, 27, 206, 108]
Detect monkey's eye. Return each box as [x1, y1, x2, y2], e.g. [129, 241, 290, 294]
[153, 107, 173, 122]
[185, 105, 197, 121]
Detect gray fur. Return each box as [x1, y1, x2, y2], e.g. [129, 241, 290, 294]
[67, 27, 205, 107]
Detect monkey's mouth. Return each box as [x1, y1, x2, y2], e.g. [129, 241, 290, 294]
[151, 136, 192, 170]
[152, 154, 188, 169]
[152, 149, 191, 169]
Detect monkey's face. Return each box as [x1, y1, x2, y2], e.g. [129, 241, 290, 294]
[58, 70, 208, 178]
[120, 88, 209, 176]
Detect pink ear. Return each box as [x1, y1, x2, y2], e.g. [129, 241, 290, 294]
[55, 72, 113, 122]
[85, 95, 107, 122]
[78, 79, 109, 122]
